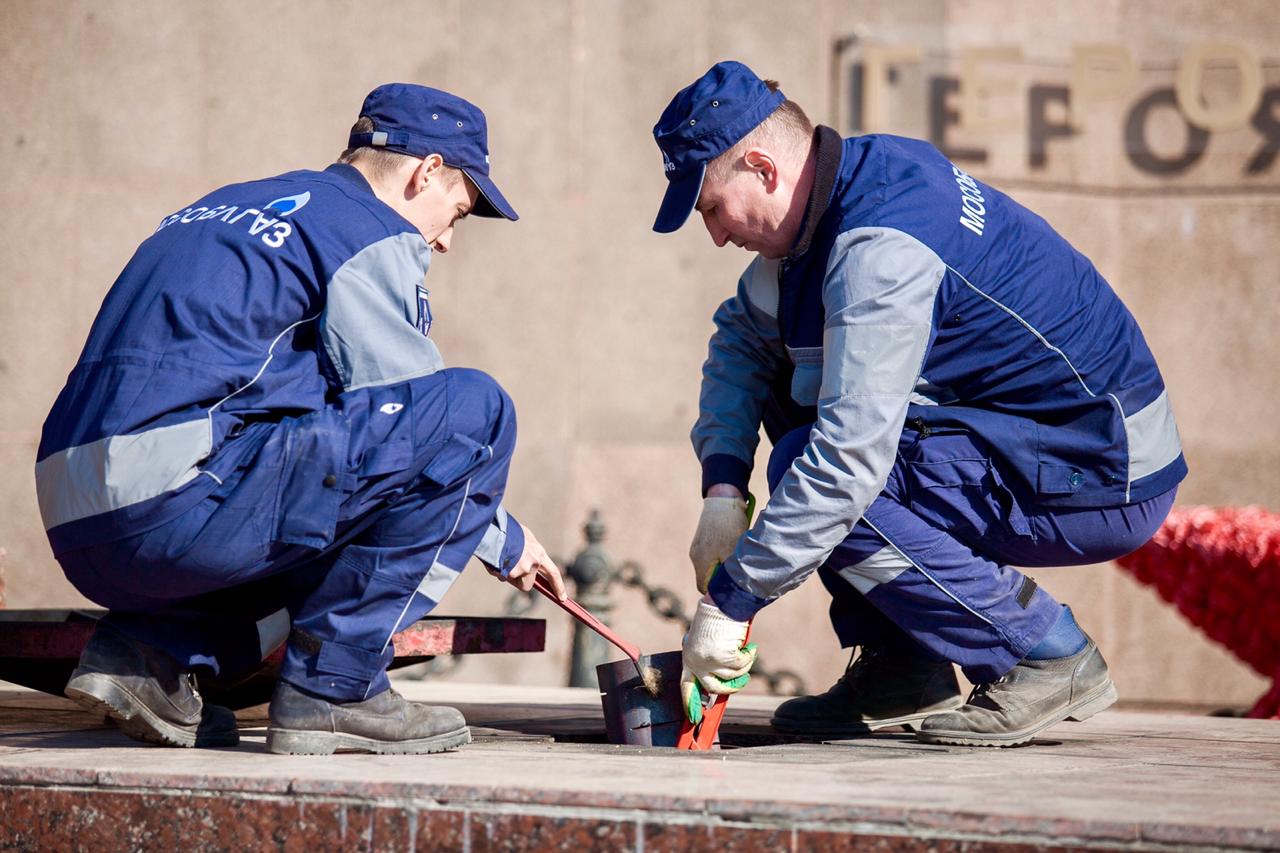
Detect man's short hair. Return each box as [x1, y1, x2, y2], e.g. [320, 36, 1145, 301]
[707, 80, 814, 181]
[338, 117, 462, 186]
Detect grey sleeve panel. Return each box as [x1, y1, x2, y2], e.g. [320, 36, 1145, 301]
[1123, 389, 1182, 483]
[473, 503, 510, 568]
[321, 232, 445, 392]
[690, 256, 787, 467]
[722, 227, 946, 600]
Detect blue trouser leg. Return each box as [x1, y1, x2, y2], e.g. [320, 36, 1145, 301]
[282, 368, 519, 700]
[766, 427, 938, 660]
[767, 424, 1176, 683]
[58, 368, 521, 702]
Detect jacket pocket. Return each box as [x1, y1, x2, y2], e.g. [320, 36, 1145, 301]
[905, 439, 1032, 538]
[786, 345, 824, 406]
[422, 432, 493, 487]
[274, 409, 351, 549]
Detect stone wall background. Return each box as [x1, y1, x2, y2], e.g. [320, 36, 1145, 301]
[2, 0, 1276, 707]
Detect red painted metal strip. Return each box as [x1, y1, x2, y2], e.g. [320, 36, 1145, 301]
[0, 611, 545, 661]
[391, 617, 546, 657]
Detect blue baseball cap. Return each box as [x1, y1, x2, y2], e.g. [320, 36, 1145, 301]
[351, 83, 518, 221]
[651, 62, 785, 233]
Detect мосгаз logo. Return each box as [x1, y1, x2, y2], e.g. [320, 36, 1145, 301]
[264, 191, 311, 216]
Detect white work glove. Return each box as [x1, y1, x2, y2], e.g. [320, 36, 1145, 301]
[688, 496, 750, 594]
[680, 595, 758, 724]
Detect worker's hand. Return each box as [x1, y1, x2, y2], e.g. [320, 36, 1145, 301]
[505, 523, 567, 600]
[679, 594, 757, 724]
[688, 490, 750, 594]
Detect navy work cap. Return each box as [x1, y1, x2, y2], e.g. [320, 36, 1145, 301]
[651, 61, 785, 233]
[351, 83, 518, 221]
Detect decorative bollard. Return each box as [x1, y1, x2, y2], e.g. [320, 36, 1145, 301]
[565, 510, 618, 688]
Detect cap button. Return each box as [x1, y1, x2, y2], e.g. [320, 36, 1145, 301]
[431, 114, 439, 120]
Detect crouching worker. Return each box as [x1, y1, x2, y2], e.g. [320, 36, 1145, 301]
[656, 63, 1185, 746]
[35, 83, 565, 754]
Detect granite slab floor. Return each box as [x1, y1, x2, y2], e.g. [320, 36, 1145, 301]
[0, 679, 1276, 852]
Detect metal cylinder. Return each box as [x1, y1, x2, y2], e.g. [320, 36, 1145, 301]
[596, 651, 685, 747]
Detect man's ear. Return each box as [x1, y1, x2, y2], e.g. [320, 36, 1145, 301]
[743, 148, 778, 191]
[408, 154, 446, 197]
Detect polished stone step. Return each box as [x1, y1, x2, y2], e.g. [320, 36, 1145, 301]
[1, 680, 1276, 851]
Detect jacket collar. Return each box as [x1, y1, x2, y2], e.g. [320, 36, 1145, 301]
[325, 162, 375, 195]
[787, 125, 843, 259]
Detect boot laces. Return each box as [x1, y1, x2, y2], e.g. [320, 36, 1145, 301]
[967, 675, 1008, 706]
[837, 647, 887, 689]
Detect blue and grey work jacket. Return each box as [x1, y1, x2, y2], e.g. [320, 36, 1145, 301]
[35, 163, 523, 570]
[696, 128, 1186, 615]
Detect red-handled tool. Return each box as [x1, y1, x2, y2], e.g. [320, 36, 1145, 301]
[677, 494, 758, 750]
[531, 576, 659, 695]
[676, 620, 753, 750]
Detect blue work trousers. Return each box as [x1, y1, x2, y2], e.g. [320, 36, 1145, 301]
[766, 424, 1176, 683]
[58, 368, 520, 702]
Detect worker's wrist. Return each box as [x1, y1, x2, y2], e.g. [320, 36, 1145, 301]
[705, 483, 745, 499]
[701, 453, 751, 497]
[706, 559, 770, 621]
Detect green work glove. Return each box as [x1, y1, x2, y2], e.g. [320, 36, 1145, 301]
[679, 594, 759, 725]
[681, 646, 756, 725]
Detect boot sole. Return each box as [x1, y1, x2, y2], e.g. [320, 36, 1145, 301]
[916, 679, 1118, 748]
[65, 672, 238, 749]
[771, 697, 965, 736]
[266, 725, 472, 755]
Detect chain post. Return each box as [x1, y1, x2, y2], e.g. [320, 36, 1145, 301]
[565, 509, 617, 687]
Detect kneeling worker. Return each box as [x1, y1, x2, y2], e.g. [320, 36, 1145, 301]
[36, 83, 565, 754]
[656, 62, 1185, 746]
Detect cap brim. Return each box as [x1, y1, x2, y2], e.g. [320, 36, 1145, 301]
[652, 164, 706, 234]
[459, 168, 519, 221]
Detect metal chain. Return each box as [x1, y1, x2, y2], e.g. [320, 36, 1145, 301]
[614, 560, 806, 696]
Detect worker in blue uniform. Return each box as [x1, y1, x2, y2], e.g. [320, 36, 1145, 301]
[36, 83, 566, 754]
[659, 62, 1186, 746]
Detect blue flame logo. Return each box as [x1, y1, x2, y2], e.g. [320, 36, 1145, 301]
[264, 191, 311, 217]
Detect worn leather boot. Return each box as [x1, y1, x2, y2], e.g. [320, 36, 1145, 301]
[64, 622, 239, 748]
[917, 637, 1117, 747]
[771, 647, 963, 735]
[266, 680, 471, 755]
